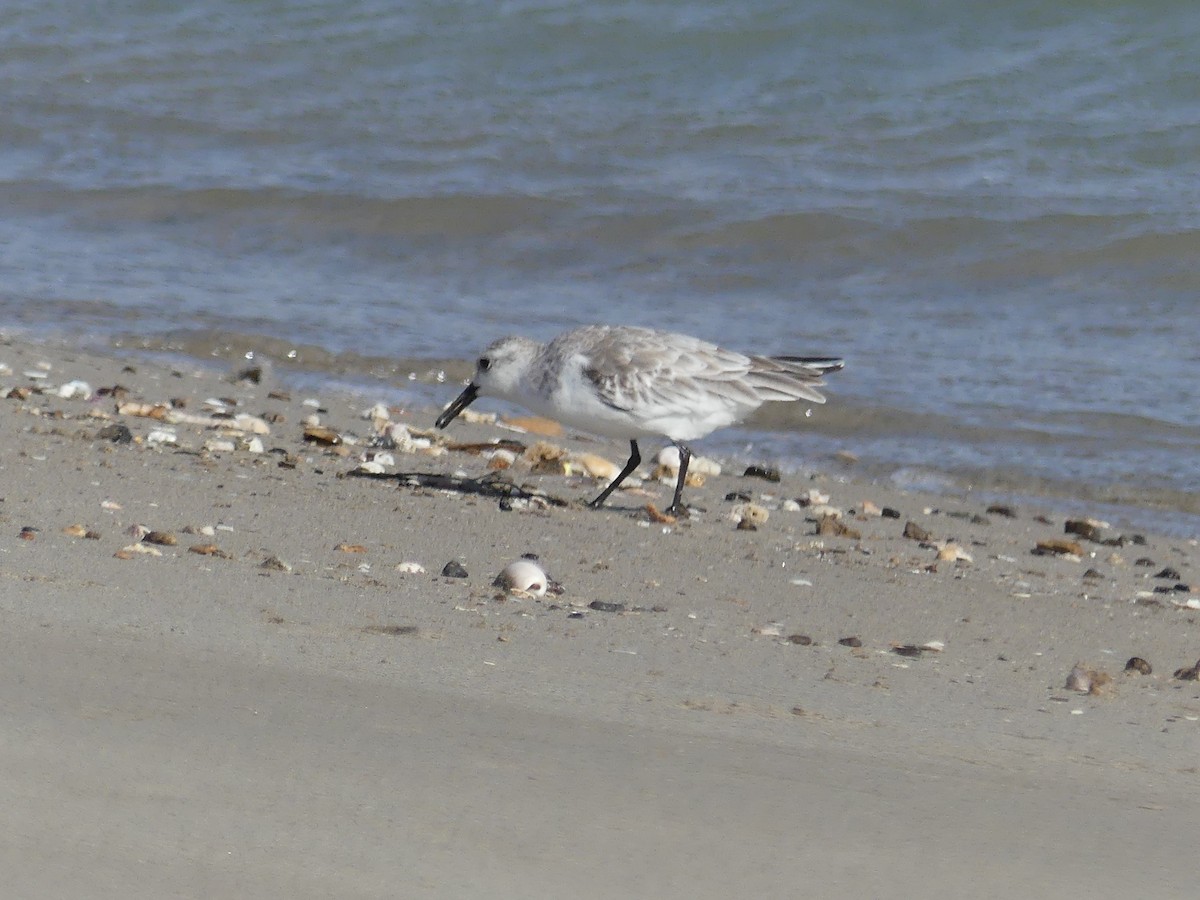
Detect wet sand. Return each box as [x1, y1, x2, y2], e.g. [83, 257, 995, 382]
[1, 335, 1197, 898]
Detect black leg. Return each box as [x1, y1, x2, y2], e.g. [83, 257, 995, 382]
[588, 440, 641, 509]
[665, 443, 691, 517]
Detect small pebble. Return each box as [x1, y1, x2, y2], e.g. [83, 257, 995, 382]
[588, 600, 625, 613]
[1154, 566, 1182, 580]
[838, 636, 862, 648]
[787, 634, 813, 646]
[902, 521, 931, 541]
[441, 560, 469, 579]
[742, 464, 781, 482]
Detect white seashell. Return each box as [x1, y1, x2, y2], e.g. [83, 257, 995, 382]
[147, 428, 178, 445]
[493, 560, 548, 597]
[357, 459, 387, 474]
[1171, 597, 1200, 610]
[56, 380, 92, 399]
[920, 640, 945, 652]
[23, 370, 49, 380]
[302, 398, 321, 408]
[302, 413, 321, 427]
[396, 561, 426, 575]
[198, 525, 216, 536]
[805, 488, 830, 506]
[363, 402, 390, 421]
[368, 451, 395, 467]
[781, 499, 802, 512]
[240, 436, 265, 453]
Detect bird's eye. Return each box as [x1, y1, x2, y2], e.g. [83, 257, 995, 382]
[478, 356, 491, 371]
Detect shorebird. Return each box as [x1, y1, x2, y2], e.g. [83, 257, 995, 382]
[435, 324, 843, 515]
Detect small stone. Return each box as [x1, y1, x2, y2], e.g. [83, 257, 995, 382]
[903, 521, 931, 541]
[362, 624, 419, 637]
[725, 491, 752, 502]
[1065, 517, 1108, 543]
[143, 531, 178, 546]
[441, 560, 469, 579]
[817, 515, 860, 539]
[892, 645, 923, 658]
[1124, 657, 1152, 675]
[96, 423, 134, 443]
[742, 464, 781, 482]
[1153, 566, 1182, 580]
[1082, 568, 1103, 580]
[786, 634, 813, 646]
[19, 526, 37, 541]
[1134, 557, 1155, 567]
[588, 600, 625, 613]
[986, 504, 1017, 518]
[880, 506, 901, 519]
[838, 636, 862, 648]
[1172, 660, 1200, 681]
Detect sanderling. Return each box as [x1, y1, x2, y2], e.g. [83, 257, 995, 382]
[435, 325, 843, 515]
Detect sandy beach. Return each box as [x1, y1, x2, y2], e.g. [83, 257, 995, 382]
[1, 333, 1197, 898]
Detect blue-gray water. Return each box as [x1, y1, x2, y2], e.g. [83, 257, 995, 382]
[2, 2, 1198, 533]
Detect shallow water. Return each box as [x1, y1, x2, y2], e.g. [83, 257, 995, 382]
[2, 1, 1198, 532]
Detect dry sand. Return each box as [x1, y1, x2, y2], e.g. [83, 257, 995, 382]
[1, 334, 1197, 898]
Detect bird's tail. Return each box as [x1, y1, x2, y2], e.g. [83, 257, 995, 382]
[748, 355, 845, 404]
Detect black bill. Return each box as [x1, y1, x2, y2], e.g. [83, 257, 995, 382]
[434, 382, 479, 429]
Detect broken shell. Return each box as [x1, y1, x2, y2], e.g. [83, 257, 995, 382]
[335, 543, 368, 553]
[144, 531, 178, 546]
[118, 401, 170, 419]
[56, 380, 92, 400]
[523, 441, 569, 474]
[204, 437, 237, 453]
[750, 623, 783, 637]
[936, 543, 973, 564]
[486, 447, 518, 470]
[303, 424, 342, 445]
[573, 452, 620, 482]
[231, 413, 271, 435]
[395, 561, 426, 575]
[861, 500, 882, 517]
[731, 503, 769, 528]
[1124, 657, 1152, 675]
[146, 428, 178, 446]
[62, 524, 89, 538]
[116, 543, 162, 558]
[1065, 664, 1112, 695]
[493, 559, 548, 597]
[1034, 538, 1085, 559]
